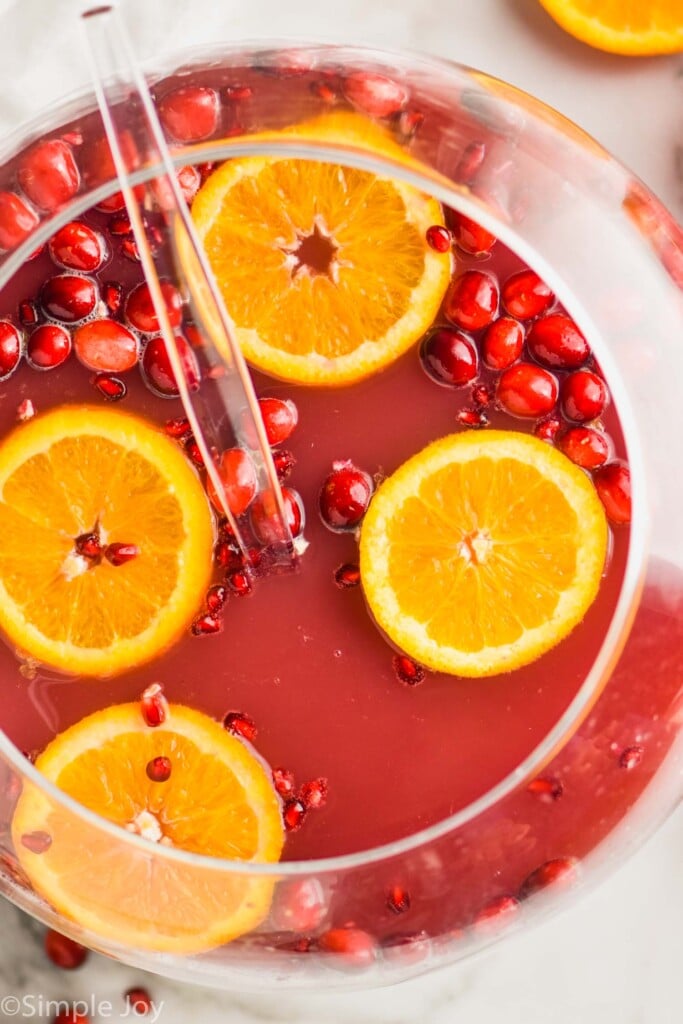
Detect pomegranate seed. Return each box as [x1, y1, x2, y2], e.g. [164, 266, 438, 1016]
[501, 269, 554, 320]
[386, 885, 411, 914]
[593, 463, 631, 524]
[534, 416, 562, 442]
[481, 317, 524, 370]
[420, 327, 478, 388]
[207, 448, 258, 517]
[48, 221, 105, 273]
[457, 407, 489, 428]
[519, 857, 580, 898]
[272, 767, 296, 798]
[53, 1007, 90, 1024]
[198, 161, 217, 184]
[140, 683, 168, 727]
[191, 612, 223, 636]
[146, 756, 172, 783]
[471, 384, 492, 408]
[558, 427, 610, 469]
[527, 314, 589, 369]
[272, 448, 296, 481]
[41, 274, 97, 323]
[425, 225, 451, 253]
[62, 130, 83, 147]
[454, 142, 486, 184]
[16, 398, 35, 421]
[159, 86, 219, 142]
[19, 299, 38, 325]
[226, 570, 253, 596]
[27, 324, 72, 370]
[0, 191, 39, 250]
[44, 928, 88, 969]
[561, 369, 607, 422]
[164, 416, 191, 439]
[300, 777, 328, 810]
[121, 238, 140, 261]
[92, 373, 126, 401]
[74, 319, 139, 373]
[527, 777, 563, 802]
[206, 584, 228, 614]
[343, 72, 407, 118]
[397, 108, 425, 140]
[258, 396, 298, 445]
[20, 830, 52, 854]
[334, 563, 361, 589]
[444, 270, 499, 331]
[472, 895, 520, 933]
[497, 363, 559, 418]
[176, 164, 202, 203]
[318, 927, 377, 969]
[141, 334, 200, 397]
[102, 280, 123, 315]
[108, 213, 133, 238]
[283, 798, 307, 832]
[224, 83, 253, 100]
[393, 654, 425, 686]
[311, 80, 337, 104]
[75, 531, 102, 560]
[319, 461, 373, 532]
[0, 320, 23, 380]
[125, 988, 153, 1016]
[447, 210, 496, 256]
[619, 744, 644, 770]
[184, 438, 204, 467]
[270, 877, 327, 932]
[214, 539, 243, 572]
[18, 139, 79, 211]
[125, 280, 182, 334]
[104, 542, 139, 566]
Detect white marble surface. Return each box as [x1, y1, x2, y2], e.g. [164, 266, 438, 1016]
[0, 0, 681, 1021]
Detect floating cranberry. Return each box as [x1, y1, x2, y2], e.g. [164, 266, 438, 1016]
[159, 86, 220, 142]
[334, 563, 361, 589]
[619, 744, 644, 770]
[18, 140, 79, 212]
[457, 407, 489, 428]
[273, 767, 296, 798]
[561, 369, 607, 422]
[102, 281, 123, 315]
[223, 711, 257, 742]
[141, 334, 200, 397]
[319, 461, 373, 532]
[497, 363, 558, 418]
[519, 857, 579, 899]
[481, 318, 524, 370]
[259, 396, 299, 445]
[270, 878, 327, 933]
[125, 989, 153, 1016]
[140, 683, 168, 727]
[527, 777, 563, 803]
[74, 319, 139, 374]
[191, 612, 223, 636]
[300, 777, 328, 810]
[472, 895, 520, 934]
[425, 225, 451, 253]
[283, 798, 307, 832]
[420, 327, 478, 387]
[206, 584, 228, 614]
[0, 321, 22, 380]
[27, 324, 72, 370]
[125, 280, 183, 334]
[393, 654, 425, 686]
[226, 569, 253, 596]
[272, 448, 296, 481]
[19, 300, 38, 326]
[447, 210, 496, 256]
[342, 72, 407, 118]
[20, 830, 52, 854]
[104, 542, 139, 566]
[146, 756, 172, 783]
[41, 274, 97, 323]
[534, 416, 561, 443]
[207, 448, 258, 517]
[386, 885, 411, 914]
[318, 927, 377, 969]
[593, 463, 631, 525]
[558, 427, 609, 469]
[444, 270, 499, 331]
[44, 929, 88, 969]
[0, 191, 39, 250]
[176, 164, 202, 203]
[92, 374, 127, 401]
[501, 269, 554, 321]
[48, 221, 105, 272]
[527, 314, 589, 370]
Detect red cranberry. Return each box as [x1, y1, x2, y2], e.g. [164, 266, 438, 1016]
[53, 1008, 89, 1024]
[206, 584, 228, 614]
[223, 710, 257, 742]
[283, 798, 307, 832]
[393, 654, 425, 686]
[176, 164, 201, 203]
[501, 269, 554, 320]
[561, 369, 607, 422]
[49, 222, 105, 272]
[300, 777, 328, 810]
[472, 895, 520, 934]
[481, 317, 524, 370]
[593, 462, 631, 524]
[534, 416, 561, 442]
[159, 87, 220, 142]
[146, 756, 172, 783]
[207, 448, 258, 517]
[318, 927, 377, 969]
[444, 270, 499, 331]
[141, 334, 200, 397]
[386, 885, 411, 914]
[527, 777, 563, 802]
[0, 191, 39, 250]
[342, 72, 407, 118]
[92, 374, 126, 401]
[519, 857, 579, 899]
[558, 427, 609, 469]
[527, 314, 589, 369]
[272, 766, 296, 798]
[420, 327, 478, 387]
[447, 210, 496, 255]
[140, 683, 168, 727]
[270, 878, 327, 933]
[272, 448, 296, 481]
[319, 461, 373, 532]
[44, 929, 88, 969]
[74, 319, 139, 373]
[334, 563, 361, 589]
[125, 281, 183, 334]
[0, 321, 23, 380]
[497, 363, 558, 418]
[191, 612, 223, 636]
[27, 324, 72, 370]
[125, 989, 153, 1016]
[41, 274, 97, 323]
[18, 140, 79, 212]
[619, 744, 644, 770]
[259, 396, 298, 445]
[425, 225, 451, 253]
[102, 281, 123, 315]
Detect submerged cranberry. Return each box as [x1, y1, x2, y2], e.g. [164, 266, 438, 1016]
[125, 280, 183, 334]
[497, 363, 558, 418]
[447, 210, 496, 256]
[593, 462, 631, 524]
[558, 427, 610, 469]
[318, 927, 377, 969]
[444, 270, 499, 331]
[0, 191, 39, 250]
[27, 324, 72, 370]
[141, 334, 200, 397]
[53, 1008, 90, 1024]
[342, 72, 407, 118]
[146, 756, 172, 783]
[0, 321, 23, 380]
[125, 989, 153, 1017]
[420, 327, 478, 387]
[501, 269, 554, 320]
[482, 317, 524, 370]
[74, 319, 139, 373]
[41, 274, 97, 323]
[270, 878, 327, 933]
[528, 314, 589, 369]
[158, 86, 220, 142]
[207, 448, 258, 517]
[44, 929, 88, 970]
[319, 462, 373, 532]
[519, 857, 579, 899]
[259, 396, 298, 445]
[49, 221, 105, 272]
[18, 139, 79, 212]
[561, 369, 607, 422]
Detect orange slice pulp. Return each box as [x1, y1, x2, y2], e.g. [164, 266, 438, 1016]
[538, 0, 683, 55]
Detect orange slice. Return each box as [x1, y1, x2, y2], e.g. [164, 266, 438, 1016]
[12, 702, 284, 952]
[360, 430, 608, 677]
[191, 112, 451, 385]
[538, 0, 683, 55]
[0, 406, 214, 676]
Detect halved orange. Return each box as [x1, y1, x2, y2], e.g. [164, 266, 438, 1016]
[12, 702, 284, 952]
[0, 406, 214, 676]
[191, 112, 452, 385]
[538, 0, 683, 55]
[360, 430, 608, 677]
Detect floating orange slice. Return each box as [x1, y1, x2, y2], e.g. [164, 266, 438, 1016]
[0, 406, 214, 676]
[12, 702, 284, 952]
[191, 112, 451, 385]
[538, 0, 683, 55]
[360, 430, 608, 677]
